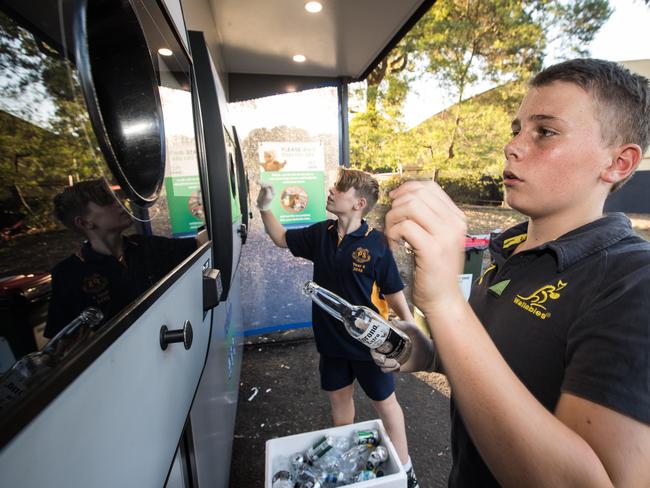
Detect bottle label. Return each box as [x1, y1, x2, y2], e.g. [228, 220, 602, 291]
[356, 319, 409, 360]
[356, 319, 391, 348]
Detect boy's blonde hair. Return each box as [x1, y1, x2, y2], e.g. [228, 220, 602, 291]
[531, 59, 650, 192]
[334, 168, 379, 216]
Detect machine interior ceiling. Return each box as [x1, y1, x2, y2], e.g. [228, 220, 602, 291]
[183, 0, 434, 80]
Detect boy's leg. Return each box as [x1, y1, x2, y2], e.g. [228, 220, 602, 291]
[352, 360, 409, 464]
[327, 384, 355, 426]
[319, 355, 356, 426]
[371, 393, 408, 464]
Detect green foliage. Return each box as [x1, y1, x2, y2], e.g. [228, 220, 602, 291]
[0, 10, 103, 230]
[349, 0, 612, 200]
[377, 172, 503, 206]
[349, 109, 411, 173]
[408, 83, 526, 177]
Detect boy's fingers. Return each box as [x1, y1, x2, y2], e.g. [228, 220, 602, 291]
[388, 180, 424, 199]
[385, 197, 440, 237]
[391, 184, 464, 222]
[384, 219, 432, 257]
[370, 350, 400, 373]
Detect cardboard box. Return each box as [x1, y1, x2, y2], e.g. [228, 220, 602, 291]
[265, 418, 406, 487]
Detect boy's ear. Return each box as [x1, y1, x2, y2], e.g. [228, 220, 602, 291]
[73, 214, 94, 232]
[601, 144, 642, 185]
[354, 196, 367, 212]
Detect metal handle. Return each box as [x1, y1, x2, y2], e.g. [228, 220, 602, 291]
[159, 320, 193, 351]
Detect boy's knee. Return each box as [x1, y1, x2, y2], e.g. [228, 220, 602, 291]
[371, 392, 401, 413]
[328, 384, 354, 404]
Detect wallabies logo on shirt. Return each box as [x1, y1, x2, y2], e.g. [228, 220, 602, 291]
[352, 247, 371, 273]
[513, 280, 567, 320]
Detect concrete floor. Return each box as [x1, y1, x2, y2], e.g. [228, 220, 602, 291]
[228, 329, 452, 488]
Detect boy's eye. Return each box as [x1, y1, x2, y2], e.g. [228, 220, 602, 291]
[537, 128, 557, 137]
[511, 129, 520, 137]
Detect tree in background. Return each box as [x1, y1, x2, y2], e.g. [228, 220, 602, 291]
[0, 11, 102, 230]
[350, 0, 612, 181]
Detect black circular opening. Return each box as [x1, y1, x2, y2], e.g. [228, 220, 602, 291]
[74, 0, 165, 207]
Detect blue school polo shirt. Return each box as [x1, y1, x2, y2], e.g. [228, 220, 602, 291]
[286, 219, 404, 360]
[45, 235, 196, 338]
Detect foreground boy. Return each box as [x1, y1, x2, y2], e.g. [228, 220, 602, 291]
[376, 58, 650, 487]
[257, 168, 419, 487]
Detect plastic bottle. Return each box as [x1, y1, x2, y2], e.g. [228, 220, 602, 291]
[337, 444, 372, 481]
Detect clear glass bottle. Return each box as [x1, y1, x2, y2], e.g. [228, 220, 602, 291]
[0, 307, 104, 411]
[302, 281, 411, 364]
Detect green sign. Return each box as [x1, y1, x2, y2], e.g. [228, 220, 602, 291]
[258, 142, 326, 227]
[164, 176, 204, 236]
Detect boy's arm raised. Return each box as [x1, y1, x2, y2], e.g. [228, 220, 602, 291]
[260, 209, 287, 248]
[257, 183, 287, 248]
[385, 180, 650, 488]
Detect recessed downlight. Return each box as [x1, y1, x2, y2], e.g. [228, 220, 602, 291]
[158, 48, 173, 56]
[292, 54, 306, 63]
[305, 1, 322, 13]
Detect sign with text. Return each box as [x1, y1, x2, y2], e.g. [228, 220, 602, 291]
[259, 142, 326, 227]
[160, 86, 204, 236]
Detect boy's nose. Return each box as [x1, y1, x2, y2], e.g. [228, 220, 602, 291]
[504, 135, 523, 161]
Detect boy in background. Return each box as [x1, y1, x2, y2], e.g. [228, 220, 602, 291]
[258, 168, 419, 487]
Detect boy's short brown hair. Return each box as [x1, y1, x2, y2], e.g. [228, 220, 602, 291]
[531, 58, 650, 191]
[334, 168, 380, 216]
[53, 179, 116, 231]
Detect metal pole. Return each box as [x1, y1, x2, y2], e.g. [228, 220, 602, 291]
[337, 81, 350, 168]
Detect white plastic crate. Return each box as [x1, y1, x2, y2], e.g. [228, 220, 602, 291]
[265, 418, 406, 487]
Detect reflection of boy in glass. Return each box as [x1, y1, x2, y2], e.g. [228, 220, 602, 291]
[44, 179, 198, 339]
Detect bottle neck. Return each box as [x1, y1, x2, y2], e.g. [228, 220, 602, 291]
[304, 281, 354, 322]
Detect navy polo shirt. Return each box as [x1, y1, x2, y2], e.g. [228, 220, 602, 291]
[286, 219, 404, 360]
[448, 213, 650, 487]
[44, 234, 196, 338]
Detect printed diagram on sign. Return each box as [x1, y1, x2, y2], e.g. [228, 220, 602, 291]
[187, 190, 204, 220]
[280, 186, 308, 213]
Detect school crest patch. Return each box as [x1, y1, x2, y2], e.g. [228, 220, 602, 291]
[352, 247, 371, 264]
[82, 273, 109, 294]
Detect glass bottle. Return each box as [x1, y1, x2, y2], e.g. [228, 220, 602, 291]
[0, 307, 104, 411]
[302, 281, 411, 364]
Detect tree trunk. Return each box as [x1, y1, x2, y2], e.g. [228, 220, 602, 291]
[10, 184, 34, 214]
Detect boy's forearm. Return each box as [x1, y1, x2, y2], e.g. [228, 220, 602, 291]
[424, 297, 614, 488]
[260, 209, 287, 248]
[385, 291, 415, 323]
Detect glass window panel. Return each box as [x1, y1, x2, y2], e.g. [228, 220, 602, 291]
[0, 0, 204, 410]
[229, 87, 340, 335]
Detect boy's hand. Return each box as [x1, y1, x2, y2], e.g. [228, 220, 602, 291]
[384, 181, 467, 316]
[371, 320, 436, 373]
[256, 182, 275, 211]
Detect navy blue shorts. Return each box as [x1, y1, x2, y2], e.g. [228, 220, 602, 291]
[319, 355, 395, 402]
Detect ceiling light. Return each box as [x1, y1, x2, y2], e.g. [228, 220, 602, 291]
[158, 48, 173, 56]
[293, 54, 306, 63]
[305, 1, 322, 13]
